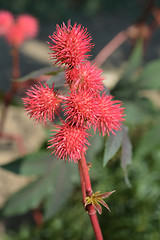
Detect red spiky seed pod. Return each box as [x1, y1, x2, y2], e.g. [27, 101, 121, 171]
[48, 20, 94, 68]
[63, 89, 97, 128]
[48, 122, 90, 163]
[65, 61, 104, 93]
[23, 83, 61, 124]
[94, 93, 125, 136]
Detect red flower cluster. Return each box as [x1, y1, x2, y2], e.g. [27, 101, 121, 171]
[0, 10, 38, 47]
[23, 21, 125, 163]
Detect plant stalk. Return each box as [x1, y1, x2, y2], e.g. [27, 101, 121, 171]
[0, 47, 26, 156]
[93, 30, 127, 67]
[78, 154, 103, 240]
[0, 47, 20, 132]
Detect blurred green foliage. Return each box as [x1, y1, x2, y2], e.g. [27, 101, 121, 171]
[2, 141, 160, 240]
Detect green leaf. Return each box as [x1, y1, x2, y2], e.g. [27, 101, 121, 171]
[122, 39, 143, 80]
[2, 166, 56, 216]
[14, 67, 59, 82]
[21, 152, 56, 176]
[86, 129, 104, 162]
[103, 130, 123, 167]
[46, 72, 65, 88]
[44, 161, 75, 220]
[134, 124, 160, 159]
[0, 157, 24, 175]
[1, 151, 55, 176]
[137, 60, 160, 89]
[44, 70, 62, 76]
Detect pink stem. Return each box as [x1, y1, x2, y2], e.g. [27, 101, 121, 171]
[0, 47, 20, 132]
[88, 207, 103, 240]
[12, 46, 20, 80]
[80, 153, 92, 196]
[79, 154, 103, 240]
[78, 161, 86, 202]
[93, 30, 128, 67]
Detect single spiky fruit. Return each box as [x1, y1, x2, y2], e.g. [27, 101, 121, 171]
[48, 20, 94, 68]
[0, 10, 14, 36]
[63, 89, 97, 128]
[94, 93, 125, 136]
[17, 14, 38, 39]
[48, 122, 90, 163]
[23, 83, 61, 124]
[65, 61, 104, 93]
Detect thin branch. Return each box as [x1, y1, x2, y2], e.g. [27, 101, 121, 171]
[93, 30, 128, 68]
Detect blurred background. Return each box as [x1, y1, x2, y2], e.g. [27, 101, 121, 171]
[0, 0, 160, 239]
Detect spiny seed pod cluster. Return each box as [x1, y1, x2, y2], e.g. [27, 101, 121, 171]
[23, 20, 125, 163]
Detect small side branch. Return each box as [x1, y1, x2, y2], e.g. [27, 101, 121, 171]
[93, 30, 128, 68]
